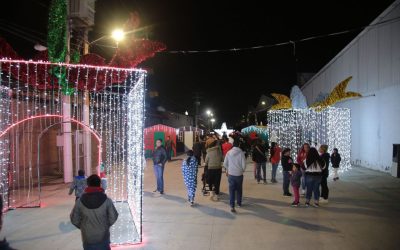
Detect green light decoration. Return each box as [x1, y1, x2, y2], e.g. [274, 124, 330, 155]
[47, 0, 75, 95]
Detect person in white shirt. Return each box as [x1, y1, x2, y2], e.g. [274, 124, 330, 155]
[223, 139, 247, 213]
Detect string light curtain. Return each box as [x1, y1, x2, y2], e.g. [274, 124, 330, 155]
[267, 107, 351, 172]
[0, 58, 146, 245]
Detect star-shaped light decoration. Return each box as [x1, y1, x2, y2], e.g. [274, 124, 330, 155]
[214, 122, 234, 137]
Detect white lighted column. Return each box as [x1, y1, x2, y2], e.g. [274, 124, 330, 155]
[63, 95, 73, 183]
[83, 91, 92, 175]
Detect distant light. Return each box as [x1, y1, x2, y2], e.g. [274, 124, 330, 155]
[210, 118, 215, 122]
[185, 111, 188, 116]
[210, 113, 213, 117]
[112, 29, 125, 42]
[261, 101, 266, 105]
[206, 110, 211, 115]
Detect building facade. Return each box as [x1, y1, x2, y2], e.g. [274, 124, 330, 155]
[302, 1, 400, 173]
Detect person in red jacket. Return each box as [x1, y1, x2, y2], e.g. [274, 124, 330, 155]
[222, 137, 233, 158]
[270, 142, 281, 183]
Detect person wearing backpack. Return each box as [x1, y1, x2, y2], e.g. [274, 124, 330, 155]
[252, 139, 267, 184]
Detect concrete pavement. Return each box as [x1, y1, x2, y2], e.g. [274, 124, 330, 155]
[1, 156, 400, 250]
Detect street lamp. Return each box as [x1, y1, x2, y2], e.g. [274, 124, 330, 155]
[210, 118, 215, 129]
[206, 110, 211, 116]
[112, 29, 125, 42]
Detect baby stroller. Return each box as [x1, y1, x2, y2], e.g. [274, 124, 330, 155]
[201, 165, 210, 195]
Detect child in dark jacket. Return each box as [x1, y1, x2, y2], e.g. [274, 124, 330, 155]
[290, 163, 302, 207]
[331, 148, 342, 181]
[281, 148, 293, 196]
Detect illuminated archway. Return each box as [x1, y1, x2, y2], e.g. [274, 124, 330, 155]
[0, 114, 103, 170]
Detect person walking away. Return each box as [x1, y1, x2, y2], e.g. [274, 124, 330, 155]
[192, 136, 203, 166]
[69, 169, 87, 200]
[205, 140, 223, 201]
[165, 136, 175, 161]
[270, 142, 281, 183]
[290, 163, 302, 207]
[331, 148, 341, 181]
[70, 174, 119, 250]
[319, 145, 330, 203]
[252, 139, 267, 184]
[297, 143, 310, 195]
[181, 150, 198, 206]
[222, 137, 233, 159]
[200, 135, 207, 165]
[281, 148, 293, 196]
[224, 139, 247, 213]
[304, 148, 325, 207]
[152, 139, 168, 194]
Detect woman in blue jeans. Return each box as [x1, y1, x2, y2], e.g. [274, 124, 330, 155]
[304, 147, 326, 207]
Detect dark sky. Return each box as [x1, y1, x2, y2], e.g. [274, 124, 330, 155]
[0, 0, 395, 126]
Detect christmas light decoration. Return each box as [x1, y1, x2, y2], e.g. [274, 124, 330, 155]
[241, 125, 269, 142]
[214, 122, 234, 137]
[268, 107, 351, 172]
[0, 59, 146, 244]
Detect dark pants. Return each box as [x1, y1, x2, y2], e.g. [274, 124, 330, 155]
[83, 240, 111, 250]
[207, 168, 222, 194]
[283, 171, 291, 194]
[255, 162, 266, 182]
[166, 147, 172, 161]
[320, 175, 329, 199]
[228, 175, 243, 208]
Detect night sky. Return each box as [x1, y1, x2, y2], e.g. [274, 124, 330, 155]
[0, 0, 395, 125]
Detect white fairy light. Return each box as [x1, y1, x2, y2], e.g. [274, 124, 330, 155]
[268, 107, 351, 172]
[0, 58, 146, 244]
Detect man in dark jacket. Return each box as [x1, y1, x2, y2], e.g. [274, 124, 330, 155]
[70, 175, 119, 250]
[252, 139, 267, 184]
[152, 139, 168, 194]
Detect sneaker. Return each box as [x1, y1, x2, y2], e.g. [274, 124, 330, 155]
[231, 207, 236, 213]
[190, 201, 194, 206]
[263, 180, 267, 184]
[313, 203, 319, 208]
[291, 202, 299, 207]
[160, 191, 164, 195]
[319, 198, 328, 204]
[237, 204, 242, 208]
[283, 193, 292, 197]
[305, 202, 310, 207]
[257, 181, 260, 184]
[153, 189, 158, 193]
[301, 189, 305, 196]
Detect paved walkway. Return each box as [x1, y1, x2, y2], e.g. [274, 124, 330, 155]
[2, 156, 400, 250]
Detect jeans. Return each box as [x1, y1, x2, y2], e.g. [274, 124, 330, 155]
[292, 185, 300, 203]
[83, 241, 111, 250]
[271, 163, 278, 181]
[228, 175, 243, 208]
[282, 171, 290, 194]
[255, 162, 266, 182]
[305, 174, 322, 202]
[320, 175, 329, 199]
[207, 168, 222, 194]
[153, 164, 164, 192]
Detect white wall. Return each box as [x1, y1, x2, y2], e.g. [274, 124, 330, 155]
[302, 1, 400, 172]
